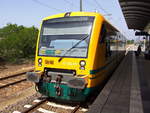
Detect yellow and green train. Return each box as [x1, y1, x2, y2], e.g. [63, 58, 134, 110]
[27, 12, 126, 102]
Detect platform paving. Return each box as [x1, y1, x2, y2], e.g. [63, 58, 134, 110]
[87, 52, 149, 113]
[137, 55, 150, 113]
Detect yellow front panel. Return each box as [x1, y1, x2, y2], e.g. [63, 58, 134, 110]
[35, 56, 89, 76]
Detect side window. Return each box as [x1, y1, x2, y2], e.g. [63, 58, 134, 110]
[100, 24, 107, 43]
[106, 39, 111, 57]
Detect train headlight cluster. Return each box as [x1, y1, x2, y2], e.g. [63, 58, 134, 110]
[80, 60, 86, 70]
[38, 58, 42, 66]
[80, 60, 86, 66]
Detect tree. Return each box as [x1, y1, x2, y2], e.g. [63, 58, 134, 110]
[0, 24, 38, 63]
[127, 40, 134, 44]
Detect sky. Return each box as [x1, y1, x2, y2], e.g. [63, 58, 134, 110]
[0, 0, 135, 39]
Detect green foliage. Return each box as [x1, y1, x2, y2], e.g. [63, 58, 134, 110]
[127, 40, 134, 44]
[0, 24, 38, 63]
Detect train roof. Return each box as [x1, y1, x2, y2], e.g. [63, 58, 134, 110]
[43, 12, 104, 20]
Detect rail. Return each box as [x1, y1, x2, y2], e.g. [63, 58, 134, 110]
[0, 69, 33, 89]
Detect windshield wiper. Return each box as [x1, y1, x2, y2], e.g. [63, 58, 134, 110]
[58, 35, 89, 62]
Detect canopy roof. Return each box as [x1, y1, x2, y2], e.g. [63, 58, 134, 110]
[119, 0, 150, 32]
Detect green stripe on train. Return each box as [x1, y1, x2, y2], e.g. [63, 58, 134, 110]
[89, 59, 114, 75]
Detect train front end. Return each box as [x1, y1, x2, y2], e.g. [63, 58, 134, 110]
[27, 12, 101, 102]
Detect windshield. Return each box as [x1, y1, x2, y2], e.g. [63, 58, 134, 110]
[38, 16, 94, 58]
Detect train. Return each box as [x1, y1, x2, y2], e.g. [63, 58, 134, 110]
[27, 12, 126, 102]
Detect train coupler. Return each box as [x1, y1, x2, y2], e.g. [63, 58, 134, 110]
[55, 86, 62, 96]
[54, 75, 63, 96]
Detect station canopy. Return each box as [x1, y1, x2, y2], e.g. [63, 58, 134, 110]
[119, 0, 150, 34]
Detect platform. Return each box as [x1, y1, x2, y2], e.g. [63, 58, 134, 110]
[87, 52, 150, 113]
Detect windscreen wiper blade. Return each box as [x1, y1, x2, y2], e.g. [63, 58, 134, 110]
[58, 35, 89, 62]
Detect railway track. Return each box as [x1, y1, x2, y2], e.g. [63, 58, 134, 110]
[13, 97, 88, 113]
[0, 69, 33, 89]
[0, 69, 88, 113]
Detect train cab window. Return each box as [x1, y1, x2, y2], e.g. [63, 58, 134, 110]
[100, 24, 107, 43]
[39, 16, 94, 58]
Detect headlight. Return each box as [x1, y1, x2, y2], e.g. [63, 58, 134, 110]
[38, 63, 42, 66]
[38, 58, 42, 63]
[80, 66, 85, 70]
[80, 60, 86, 67]
[38, 58, 42, 67]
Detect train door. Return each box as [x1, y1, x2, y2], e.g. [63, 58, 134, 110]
[99, 24, 113, 76]
[99, 24, 111, 59]
[105, 23, 118, 74]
